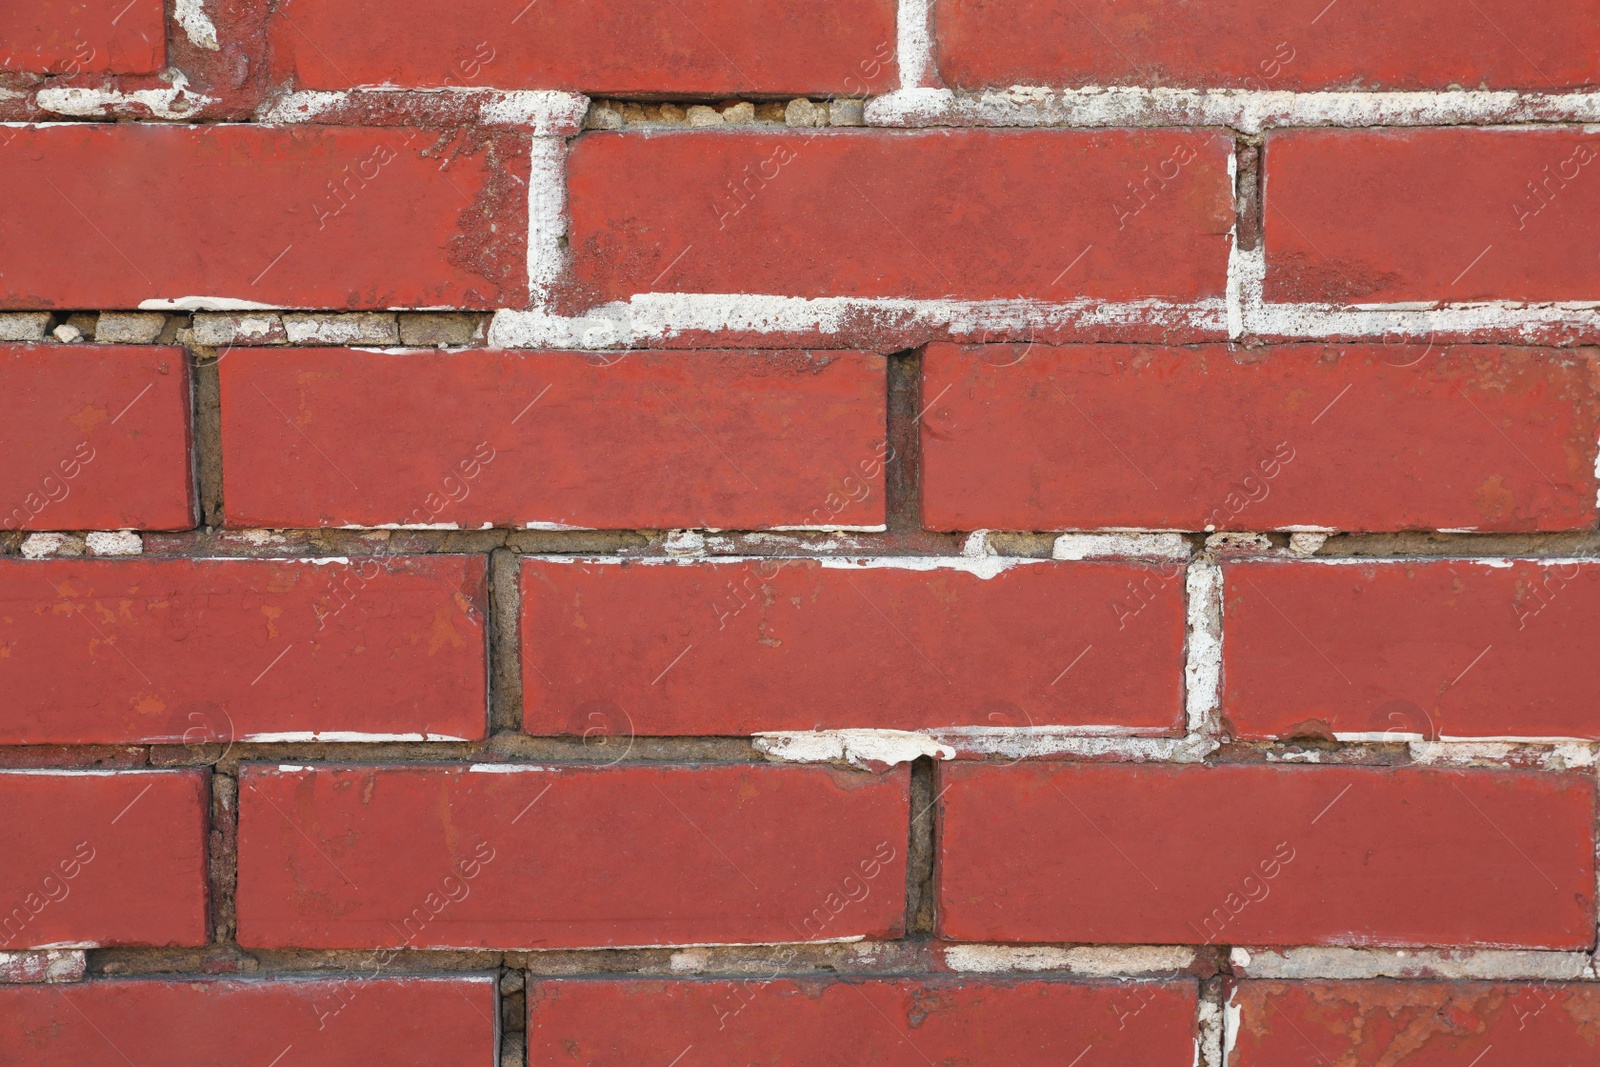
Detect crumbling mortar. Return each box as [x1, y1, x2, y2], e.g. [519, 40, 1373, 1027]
[906, 756, 937, 936]
[208, 768, 238, 944]
[191, 345, 224, 527]
[884, 349, 924, 536]
[487, 548, 523, 734]
[1234, 136, 1263, 253]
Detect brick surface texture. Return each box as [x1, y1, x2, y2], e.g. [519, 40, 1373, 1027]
[3, 4, 1599, 1065]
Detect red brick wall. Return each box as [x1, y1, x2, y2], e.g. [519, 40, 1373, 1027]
[3, 3, 1599, 1064]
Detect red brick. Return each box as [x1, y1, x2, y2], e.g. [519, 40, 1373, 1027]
[0, 0, 164, 74]
[921, 343, 1600, 532]
[0, 976, 495, 1065]
[219, 348, 885, 530]
[566, 130, 1234, 305]
[0, 557, 487, 745]
[521, 557, 1185, 735]
[269, 0, 898, 95]
[1, 345, 193, 532]
[1224, 560, 1600, 742]
[0, 770, 207, 949]
[935, 0, 1600, 90]
[529, 978, 1198, 1065]
[938, 763, 1594, 948]
[0, 125, 525, 310]
[1265, 129, 1600, 303]
[236, 763, 907, 949]
[1231, 980, 1600, 1066]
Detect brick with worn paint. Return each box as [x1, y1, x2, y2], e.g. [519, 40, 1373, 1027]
[529, 977, 1199, 1065]
[921, 343, 1600, 533]
[938, 763, 1595, 948]
[0, 977, 495, 1064]
[0, 0, 164, 74]
[0, 557, 487, 745]
[0, 125, 526, 309]
[1265, 128, 1600, 303]
[268, 0, 899, 95]
[1, 345, 193, 532]
[1224, 559, 1600, 741]
[236, 763, 907, 949]
[0, 770, 207, 950]
[220, 348, 885, 530]
[1230, 980, 1600, 1065]
[935, 0, 1600, 90]
[566, 130, 1234, 305]
[521, 556, 1186, 735]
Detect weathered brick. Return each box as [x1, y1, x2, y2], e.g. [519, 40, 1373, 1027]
[268, 0, 899, 95]
[0, 977, 495, 1064]
[190, 313, 286, 347]
[529, 978, 1199, 1064]
[93, 312, 167, 344]
[0, 0, 164, 74]
[1265, 128, 1600, 303]
[0, 770, 207, 949]
[0, 314, 53, 343]
[236, 763, 907, 949]
[0, 125, 526, 309]
[566, 130, 1234, 304]
[921, 343, 1600, 532]
[281, 312, 399, 345]
[938, 763, 1595, 948]
[521, 557, 1186, 735]
[0, 557, 487, 744]
[397, 312, 484, 347]
[935, 0, 1600, 90]
[1, 345, 193, 532]
[1224, 560, 1600, 741]
[219, 348, 886, 530]
[1231, 980, 1600, 1065]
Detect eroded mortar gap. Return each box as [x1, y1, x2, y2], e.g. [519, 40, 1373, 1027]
[582, 97, 871, 132]
[191, 347, 225, 527]
[499, 965, 525, 1067]
[906, 755, 938, 937]
[1198, 974, 1227, 1067]
[487, 547, 523, 734]
[207, 766, 238, 945]
[1234, 136, 1264, 253]
[885, 347, 923, 534]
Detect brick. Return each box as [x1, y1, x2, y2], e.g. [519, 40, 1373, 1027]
[0, 557, 487, 745]
[937, 763, 1594, 948]
[191, 313, 286, 347]
[219, 348, 885, 530]
[281, 312, 399, 345]
[0, 977, 495, 1064]
[0, 770, 207, 949]
[0, 314, 53, 343]
[93, 312, 167, 344]
[0, 345, 193, 532]
[0, 950, 86, 984]
[398, 312, 484, 347]
[0, 125, 526, 310]
[935, 0, 1600, 90]
[1231, 980, 1600, 1065]
[0, 0, 164, 74]
[521, 557, 1186, 735]
[529, 978, 1198, 1064]
[1264, 128, 1600, 303]
[1224, 560, 1600, 742]
[566, 130, 1234, 304]
[268, 0, 899, 95]
[236, 763, 907, 949]
[921, 343, 1600, 532]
